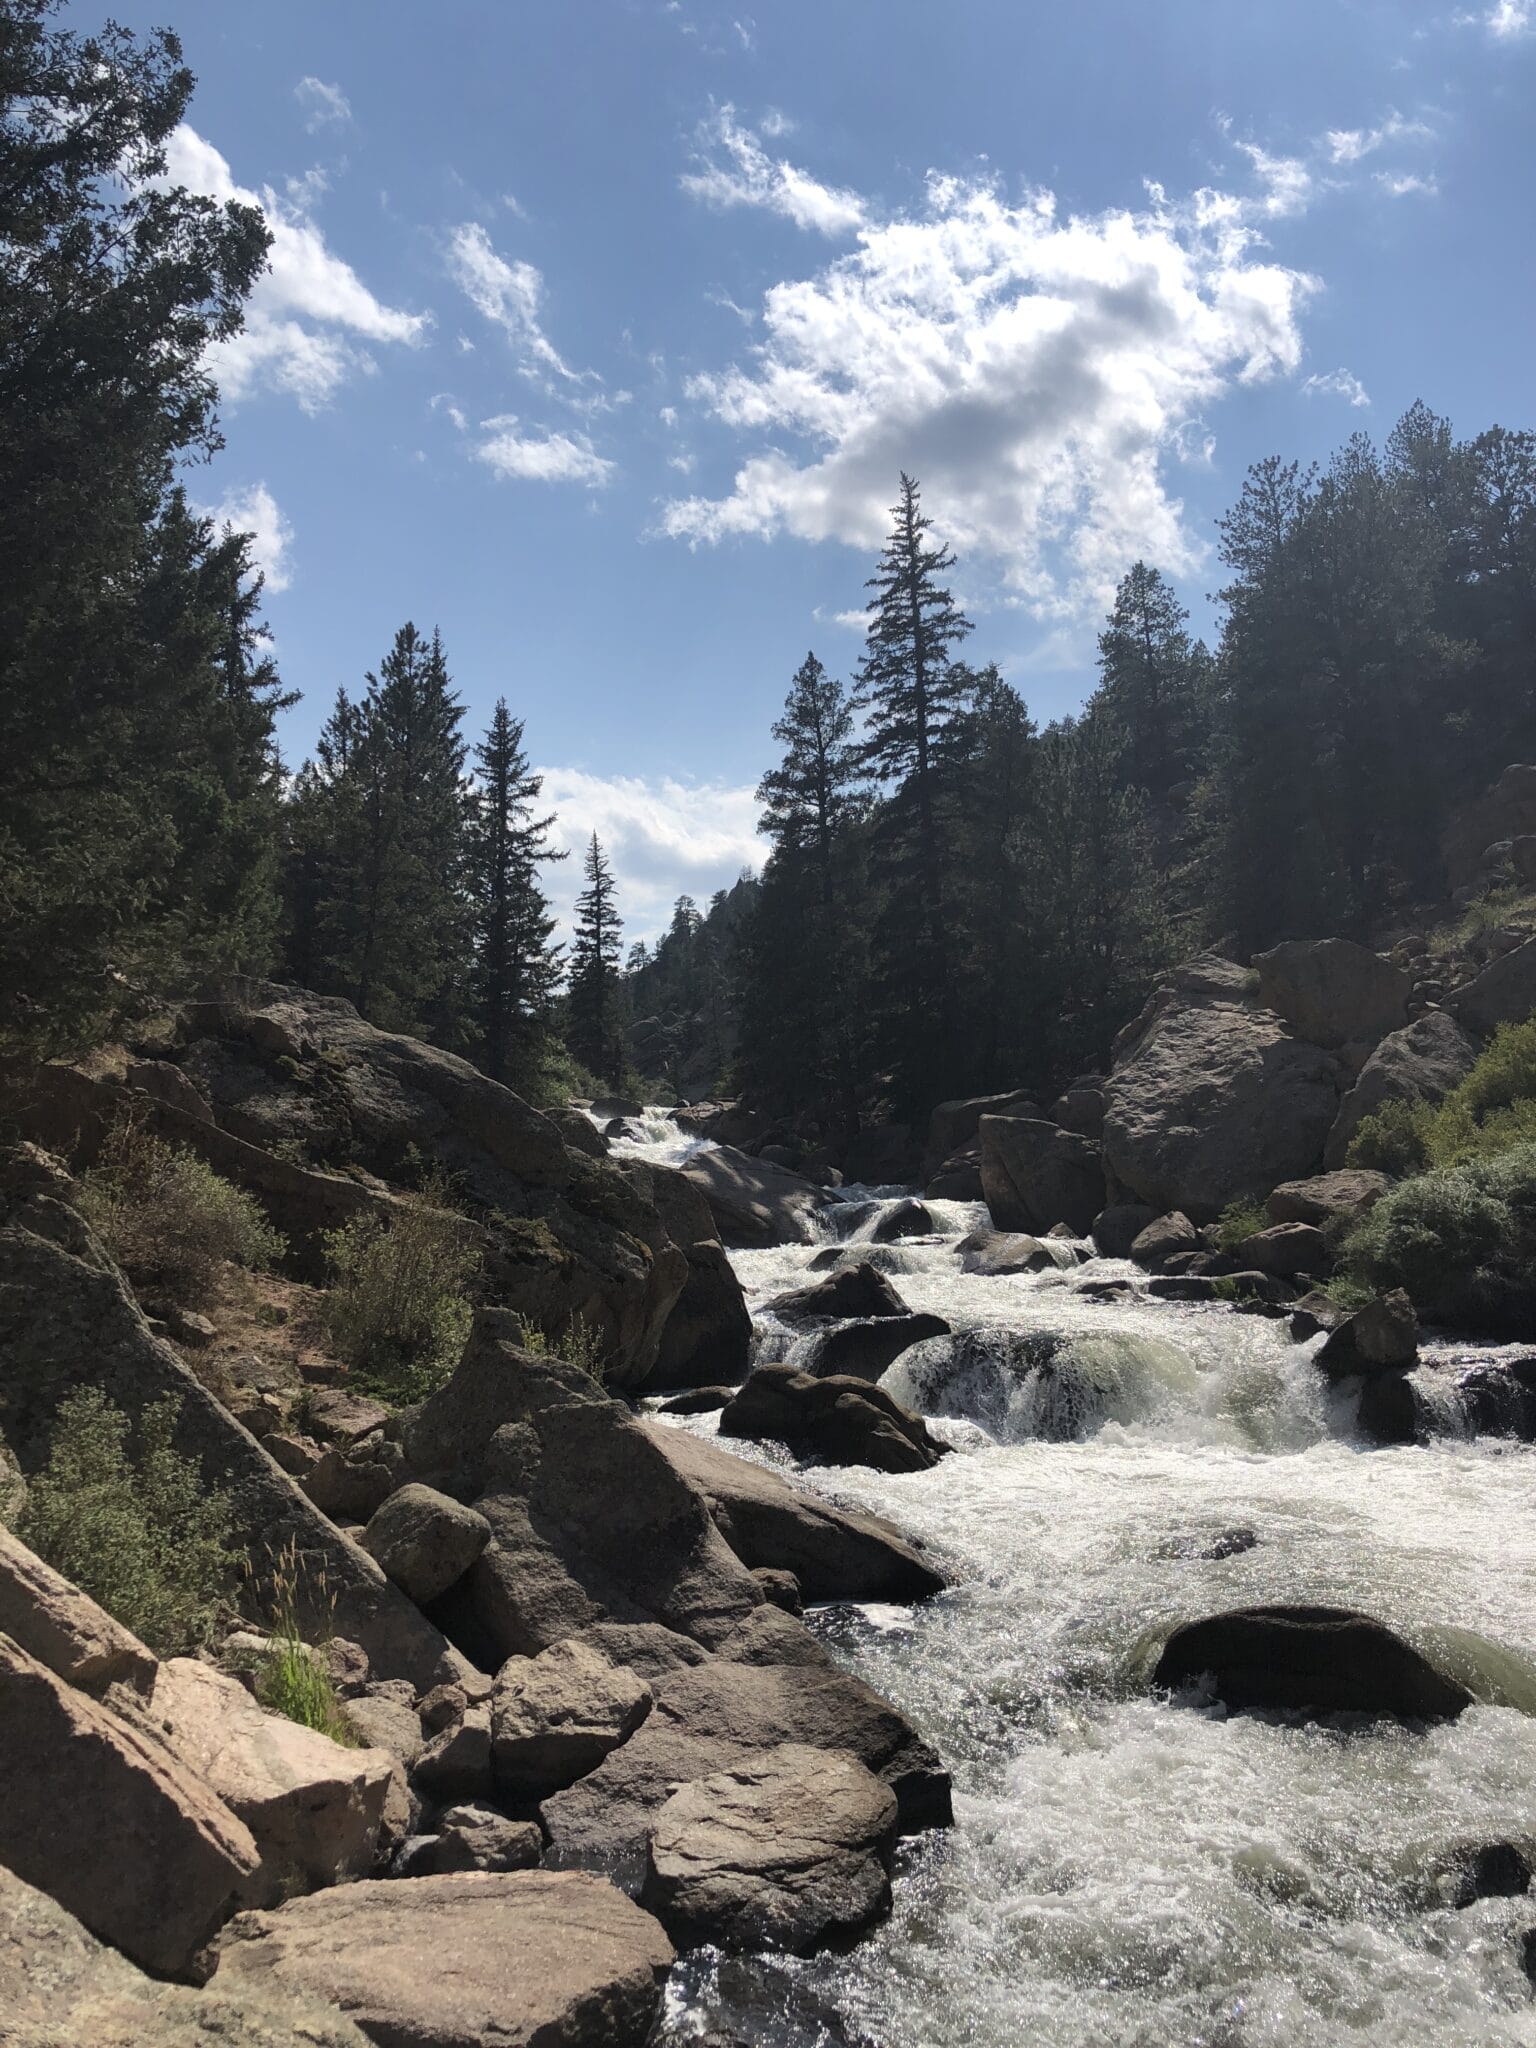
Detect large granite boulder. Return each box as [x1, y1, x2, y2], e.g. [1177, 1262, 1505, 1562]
[403, 1316, 765, 1662]
[541, 1657, 952, 1865]
[800, 1312, 951, 1381]
[147, 1657, 400, 1907]
[925, 1091, 1036, 1168]
[0, 1522, 158, 1698]
[1103, 979, 1342, 1218]
[1441, 763, 1536, 889]
[979, 1117, 1103, 1235]
[1316, 1290, 1419, 1377]
[0, 1634, 260, 1975]
[361, 1484, 491, 1607]
[0, 1865, 371, 2048]
[765, 1261, 910, 1324]
[641, 1743, 898, 1955]
[719, 1366, 947, 1474]
[1325, 1013, 1481, 1166]
[640, 1423, 947, 1604]
[1253, 938, 1411, 1051]
[624, 1161, 752, 1388]
[680, 1144, 831, 1247]
[0, 1182, 467, 1693]
[1266, 1170, 1390, 1227]
[1448, 937, 1536, 1037]
[215, 1871, 674, 2048]
[1152, 1605, 1470, 1720]
[490, 1638, 652, 1800]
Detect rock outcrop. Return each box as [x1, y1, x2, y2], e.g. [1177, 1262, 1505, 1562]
[1266, 1170, 1390, 1227]
[800, 1312, 951, 1381]
[680, 1144, 830, 1247]
[1448, 936, 1536, 1038]
[979, 1117, 1103, 1235]
[765, 1261, 910, 1324]
[0, 1522, 158, 1698]
[1253, 938, 1411, 1051]
[1325, 1013, 1480, 1166]
[624, 1161, 752, 1389]
[1153, 1605, 1471, 1721]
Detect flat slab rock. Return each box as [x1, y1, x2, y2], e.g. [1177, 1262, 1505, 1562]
[642, 1741, 898, 1955]
[214, 1870, 674, 2048]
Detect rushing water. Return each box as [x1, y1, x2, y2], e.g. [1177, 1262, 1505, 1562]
[605, 1112, 1536, 2048]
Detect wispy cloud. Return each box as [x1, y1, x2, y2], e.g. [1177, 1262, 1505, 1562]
[162, 126, 426, 411]
[474, 419, 616, 487]
[1325, 110, 1434, 163]
[1301, 367, 1371, 408]
[1481, 0, 1533, 35]
[682, 103, 867, 235]
[294, 76, 352, 133]
[200, 481, 295, 591]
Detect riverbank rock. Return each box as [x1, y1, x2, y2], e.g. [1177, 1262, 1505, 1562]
[641, 1743, 898, 1955]
[147, 1657, 399, 1907]
[1325, 1013, 1480, 1166]
[765, 1262, 910, 1324]
[720, 1366, 946, 1474]
[360, 1484, 492, 1607]
[0, 1864, 372, 2048]
[680, 1144, 829, 1247]
[490, 1638, 652, 1800]
[1267, 1171, 1390, 1228]
[925, 1091, 1036, 1167]
[1153, 1605, 1471, 1721]
[1448, 935, 1536, 1037]
[1253, 938, 1411, 1051]
[1091, 1204, 1160, 1259]
[801, 1312, 951, 1381]
[1129, 1212, 1199, 1267]
[1235, 1222, 1330, 1278]
[640, 1423, 947, 1604]
[426, 1804, 543, 1875]
[870, 1198, 935, 1243]
[625, 1161, 752, 1389]
[1103, 976, 1342, 1218]
[0, 1634, 260, 1974]
[541, 1657, 952, 1865]
[957, 1228, 1059, 1277]
[1317, 1290, 1419, 1376]
[214, 1871, 674, 2048]
[979, 1117, 1103, 1235]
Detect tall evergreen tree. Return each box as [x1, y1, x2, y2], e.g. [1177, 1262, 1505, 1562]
[1091, 562, 1208, 799]
[566, 834, 624, 1084]
[465, 699, 564, 1084]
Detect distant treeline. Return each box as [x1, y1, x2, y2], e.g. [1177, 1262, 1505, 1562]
[4, 4, 1534, 1132]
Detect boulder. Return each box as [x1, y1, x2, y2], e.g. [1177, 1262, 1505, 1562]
[413, 1705, 493, 1802]
[680, 1144, 830, 1247]
[925, 1091, 1036, 1167]
[541, 1657, 951, 1866]
[869, 1198, 936, 1243]
[1441, 763, 1536, 889]
[361, 1485, 492, 1607]
[1235, 1223, 1330, 1279]
[1152, 1605, 1471, 1721]
[427, 1803, 542, 1875]
[303, 1438, 400, 1525]
[1049, 1086, 1106, 1137]
[719, 1366, 946, 1474]
[624, 1162, 752, 1390]
[590, 1096, 644, 1122]
[1267, 1171, 1390, 1228]
[148, 1657, 399, 1907]
[924, 1154, 984, 1201]
[215, 1871, 674, 2048]
[0, 1523, 158, 1697]
[0, 1864, 372, 2048]
[303, 1390, 391, 1447]
[0, 1181, 467, 1693]
[957, 1229, 1058, 1277]
[403, 1318, 764, 1661]
[341, 1684, 425, 1769]
[1129, 1212, 1199, 1268]
[549, 1107, 607, 1158]
[640, 1422, 947, 1604]
[765, 1261, 910, 1324]
[641, 1743, 898, 1955]
[1317, 1290, 1419, 1376]
[1090, 1204, 1159, 1259]
[801, 1313, 951, 1382]
[1326, 1014, 1481, 1166]
[752, 1569, 802, 1614]
[490, 1638, 652, 1800]
[655, 1385, 734, 1415]
[0, 1633, 260, 1975]
[979, 1117, 1103, 1235]
[1103, 981, 1341, 1218]
[1253, 939, 1411, 1051]
[1448, 936, 1536, 1037]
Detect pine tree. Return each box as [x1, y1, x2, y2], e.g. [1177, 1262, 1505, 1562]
[566, 834, 624, 1084]
[1091, 562, 1206, 799]
[465, 699, 564, 1084]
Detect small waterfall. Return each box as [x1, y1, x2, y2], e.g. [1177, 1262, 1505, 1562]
[882, 1326, 1203, 1442]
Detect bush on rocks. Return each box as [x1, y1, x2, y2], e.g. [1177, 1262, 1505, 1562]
[1350, 1017, 1536, 1177]
[1339, 1145, 1536, 1335]
[322, 1189, 480, 1404]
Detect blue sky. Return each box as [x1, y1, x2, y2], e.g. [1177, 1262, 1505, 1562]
[85, 0, 1536, 938]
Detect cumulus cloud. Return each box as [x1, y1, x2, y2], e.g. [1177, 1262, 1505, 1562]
[681, 104, 867, 235]
[1301, 367, 1371, 407]
[163, 126, 426, 410]
[201, 481, 295, 591]
[294, 77, 351, 132]
[536, 769, 764, 942]
[474, 419, 616, 486]
[664, 157, 1316, 619]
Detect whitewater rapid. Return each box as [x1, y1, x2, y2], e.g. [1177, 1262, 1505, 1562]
[606, 1113, 1536, 2048]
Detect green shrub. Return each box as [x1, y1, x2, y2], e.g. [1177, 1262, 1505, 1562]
[1214, 1198, 1267, 1253]
[1348, 1017, 1536, 1178]
[20, 1389, 235, 1652]
[1347, 1098, 1437, 1177]
[321, 1190, 480, 1404]
[508, 1034, 604, 1111]
[79, 1112, 286, 1302]
[510, 1310, 611, 1385]
[1338, 1142, 1536, 1335]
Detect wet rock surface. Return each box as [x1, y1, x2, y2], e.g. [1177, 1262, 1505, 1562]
[1153, 1605, 1472, 1721]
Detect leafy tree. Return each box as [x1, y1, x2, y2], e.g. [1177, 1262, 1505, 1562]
[566, 833, 624, 1084]
[0, 2, 276, 1051]
[465, 699, 564, 1084]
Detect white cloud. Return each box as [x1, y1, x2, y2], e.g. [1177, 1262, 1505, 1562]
[1484, 0, 1533, 34]
[659, 404, 680, 427]
[811, 604, 873, 631]
[446, 221, 612, 408]
[474, 419, 616, 487]
[667, 451, 697, 474]
[163, 126, 426, 411]
[682, 104, 867, 235]
[201, 482, 295, 592]
[1376, 170, 1438, 197]
[1235, 143, 1312, 217]
[537, 769, 764, 943]
[759, 107, 794, 139]
[663, 158, 1316, 619]
[294, 77, 351, 133]
[1301, 367, 1371, 407]
[1325, 110, 1434, 163]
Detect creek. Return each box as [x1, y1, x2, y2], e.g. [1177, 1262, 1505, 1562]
[613, 1112, 1536, 2048]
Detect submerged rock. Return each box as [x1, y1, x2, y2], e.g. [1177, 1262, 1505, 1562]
[802, 1312, 951, 1382]
[1316, 1290, 1419, 1376]
[720, 1366, 946, 1474]
[765, 1261, 910, 1324]
[1152, 1605, 1472, 1721]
